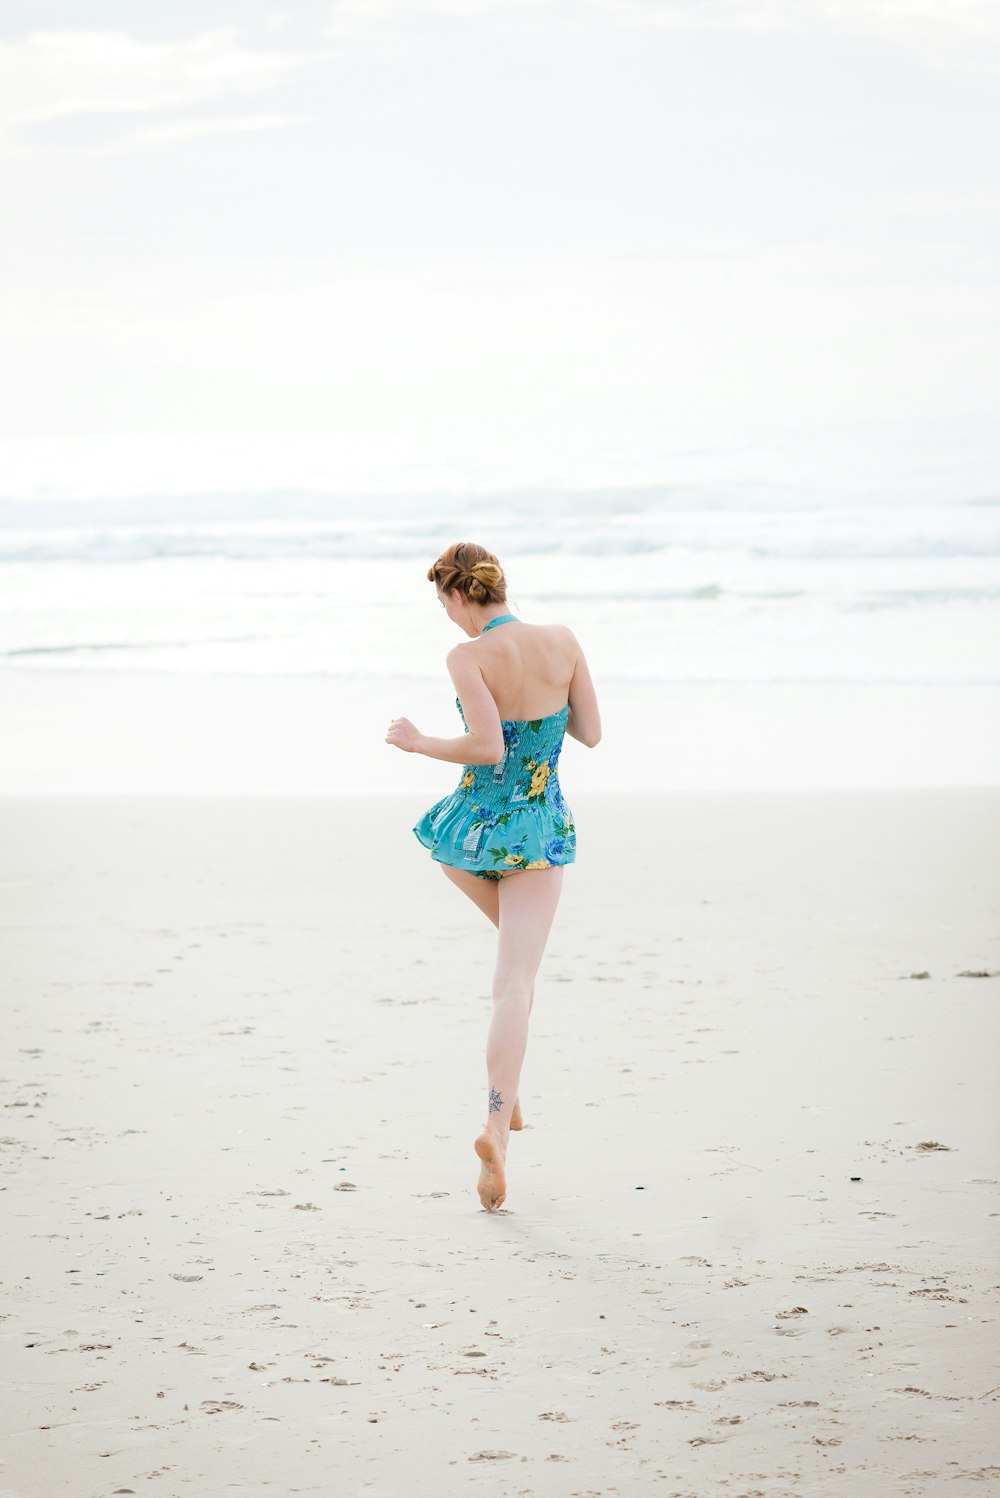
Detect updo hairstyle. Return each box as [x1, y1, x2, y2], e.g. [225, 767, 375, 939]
[427, 541, 507, 605]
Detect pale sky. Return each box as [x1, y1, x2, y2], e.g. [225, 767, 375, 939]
[1, 0, 998, 497]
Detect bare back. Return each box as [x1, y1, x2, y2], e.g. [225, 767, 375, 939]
[474, 619, 595, 717]
[444, 613, 601, 752]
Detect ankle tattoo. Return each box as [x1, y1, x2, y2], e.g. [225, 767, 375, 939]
[489, 1087, 504, 1114]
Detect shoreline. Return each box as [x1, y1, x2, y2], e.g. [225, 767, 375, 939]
[3, 669, 999, 796]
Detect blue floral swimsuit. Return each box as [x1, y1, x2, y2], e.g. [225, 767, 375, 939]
[412, 614, 577, 880]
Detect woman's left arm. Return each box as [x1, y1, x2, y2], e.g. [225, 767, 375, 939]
[386, 646, 504, 765]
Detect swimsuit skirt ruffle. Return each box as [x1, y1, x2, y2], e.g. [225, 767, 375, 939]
[413, 702, 576, 880]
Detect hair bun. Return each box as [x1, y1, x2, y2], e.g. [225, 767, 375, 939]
[427, 541, 507, 605]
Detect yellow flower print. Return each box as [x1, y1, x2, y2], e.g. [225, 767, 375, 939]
[460, 770, 475, 790]
[524, 859, 550, 869]
[504, 852, 525, 866]
[529, 760, 550, 798]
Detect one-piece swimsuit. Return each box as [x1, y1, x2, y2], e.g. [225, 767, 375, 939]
[412, 614, 576, 880]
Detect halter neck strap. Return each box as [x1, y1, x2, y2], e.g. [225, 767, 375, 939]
[479, 613, 520, 635]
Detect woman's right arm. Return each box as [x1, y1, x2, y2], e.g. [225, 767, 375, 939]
[564, 632, 602, 747]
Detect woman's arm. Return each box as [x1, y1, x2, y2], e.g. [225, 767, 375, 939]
[565, 634, 602, 747]
[386, 645, 505, 765]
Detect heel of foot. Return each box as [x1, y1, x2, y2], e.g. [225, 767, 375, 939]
[474, 1128, 507, 1211]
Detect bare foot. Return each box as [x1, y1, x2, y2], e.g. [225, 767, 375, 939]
[510, 1097, 523, 1131]
[474, 1122, 508, 1210]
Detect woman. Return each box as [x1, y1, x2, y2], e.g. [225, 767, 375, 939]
[385, 541, 602, 1211]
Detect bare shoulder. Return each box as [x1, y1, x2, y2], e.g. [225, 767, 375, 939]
[541, 621, 581, 654]
[445, 640, 481, 675]
[527, 620, 576, 639]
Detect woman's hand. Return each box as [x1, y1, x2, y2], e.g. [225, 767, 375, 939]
[386, 716, 423, 753]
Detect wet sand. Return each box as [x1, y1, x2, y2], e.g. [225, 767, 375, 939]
[1, 790, 998, 1496]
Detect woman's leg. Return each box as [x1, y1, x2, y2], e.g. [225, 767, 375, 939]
[440, 864, 499, 926]
[475, 866, 564, 1210]
[439, 865, 533, 1127]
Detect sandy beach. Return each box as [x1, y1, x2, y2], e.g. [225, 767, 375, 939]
[1, 789, 998, 1496]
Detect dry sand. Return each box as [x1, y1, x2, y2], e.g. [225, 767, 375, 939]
[1, 790, 998, 1497]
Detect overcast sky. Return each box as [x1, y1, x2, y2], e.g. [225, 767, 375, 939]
[1, 0, 998, 497]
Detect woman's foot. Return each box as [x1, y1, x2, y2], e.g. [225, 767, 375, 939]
[509, 1097, 523, 1130]
[474, 1122, 508, 1210]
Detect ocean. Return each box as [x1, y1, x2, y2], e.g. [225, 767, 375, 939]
[2, 482, 998, 794]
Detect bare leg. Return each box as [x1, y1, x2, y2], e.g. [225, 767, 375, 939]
[440, 866, 533, 1127]
[475, 866, 564, 1210]
[440, 864, 499, 927]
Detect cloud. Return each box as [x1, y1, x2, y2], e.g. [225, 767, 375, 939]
[133, 112, 299, 142]
[0, 0, 995, 486]
[319, 0, 1000, 72]
[0, 26, 310, 145]
[1, 0, 996, 149]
